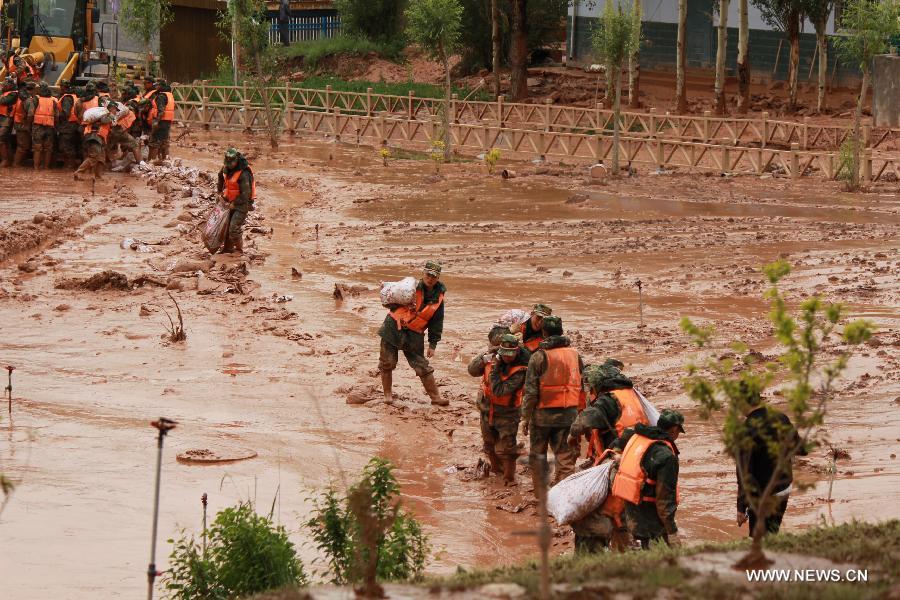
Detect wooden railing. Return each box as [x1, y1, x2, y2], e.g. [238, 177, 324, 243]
[171, 84, 899, 182]
[172, 83, 900, 152]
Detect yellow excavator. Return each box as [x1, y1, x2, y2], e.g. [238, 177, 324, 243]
[0, 0, 113, 86]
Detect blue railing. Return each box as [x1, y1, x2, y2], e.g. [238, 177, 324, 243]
[269, 14, 341, 45]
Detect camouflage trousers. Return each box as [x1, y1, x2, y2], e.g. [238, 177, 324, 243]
[227, 205, 249, 241]
[149, 120, 171, 148]
[377, 337, 433, 378]
[529, 424, 578, 486]
[57, 123, 82, 167]
[74, 140, 105, 179]
[480, 408, 520, 457]
[31, 125, 55, 152]
[108, 127, 138, 152]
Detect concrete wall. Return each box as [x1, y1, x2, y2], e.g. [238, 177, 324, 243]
[872, 54, 900, 127]
[95, 0, 160, 63]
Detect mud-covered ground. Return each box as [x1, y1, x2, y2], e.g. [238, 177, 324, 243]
[1, 130, 898, 598]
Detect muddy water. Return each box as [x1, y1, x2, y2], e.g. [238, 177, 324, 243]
[1, 134, 898, 598]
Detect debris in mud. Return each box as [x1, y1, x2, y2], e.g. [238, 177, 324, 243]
[291, 267, 302, 280]
[496, 501, 534, 514]
[56, 270, 131, 291]
[120, 238, 153, 253]
[176, 447, 258, 464]
[54, 304, 71, 312]
[0, 210, 88, 263]
[132, 274, 169, 288]
[17, 261, 38, 273]
[333, 283, 344, 301]
[160, 292, 187, 343]
[566, 193, 589, 204]
[139, 304, 154, 316]
[270, 293, 293, 303]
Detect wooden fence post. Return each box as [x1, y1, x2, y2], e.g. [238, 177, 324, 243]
[408, 90, 415, 120]
[285, 83, 294, 134]
[702, 110, 711, 142]
[497, 95, 505, 127]
[649, 107, 657, 138]
[366, 87, 373, 116]
[451, 93, 458, 124]
[862, 125, 871, 148]
[761, 111, 769, 149]
[801, 116, 809, 150]
[656, 139, 664, 169]
[326, 84, 333, 113]
[722, 145, 731, 174]
[790, 143, 800, 178]
[242, 82, 251, 132]
[543, 99, 552, 132]
[862, 149, 872, 182]
[333, 107, 341, 141]
[200, 80, 209, 130]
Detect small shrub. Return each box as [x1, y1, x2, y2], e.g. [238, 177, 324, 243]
[306, 457, 430, 586]
[837, 136, 861, 188]
[484, 148, 501, 174]
[164, 502, 306, 599]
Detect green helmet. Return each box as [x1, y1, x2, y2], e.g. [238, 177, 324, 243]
[38, 82, 51, 96]
[497, 334, 520, 357]
[224, 147, 240, 161]
[541, 315, 563, 337]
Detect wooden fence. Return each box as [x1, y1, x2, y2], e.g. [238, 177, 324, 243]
[267, 14, 340, 45]
[171, 84, 899, 182]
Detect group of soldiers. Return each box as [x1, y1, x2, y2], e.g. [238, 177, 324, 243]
[380, 263, 805, 554]
[0, 75, 175, 179]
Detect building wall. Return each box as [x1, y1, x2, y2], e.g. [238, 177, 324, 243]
[160, 4, 229, 82]
[568, 6, 863, 87]
[95, 0, 160, 63]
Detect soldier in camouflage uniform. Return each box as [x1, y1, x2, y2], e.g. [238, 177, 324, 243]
[0, 77, 18, 167]
[216, 148, 255, 254]
[28, 83, 58, 169]
[378, 261, 448, 406]
[12, 81, 36, 167]
[521, 315, 585, 491]
[106, 101, 140, 170]
[613, 409, 685, 549]
[469, 330, 529, 484]
[57, 80, 82, 168]
[74, 113, 112, 181]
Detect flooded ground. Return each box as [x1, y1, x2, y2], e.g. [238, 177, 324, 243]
[0, 130, 898, 598]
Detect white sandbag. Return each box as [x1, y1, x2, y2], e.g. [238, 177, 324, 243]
[635, 388, 660, 426]
[497, 309, 529, 328]
[82, 106, 110, 123]
[547, 461, 613, 525]
[380, 276, 417, 307]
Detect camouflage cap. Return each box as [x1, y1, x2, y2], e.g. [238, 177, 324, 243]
[423, 260, 442, 276]
[25, 81, 36, 90]
[657, 409, 685, 433]
[497, 333, 520, 357]
[37, 82, 51, 96]
[224, 147, 240, 161]
[58, 79, 70, 89]
[531, 303, 552, 318]
[583, 363, 620, 391]
[541, 315, 563, 336]
[85, 82, 97, 92]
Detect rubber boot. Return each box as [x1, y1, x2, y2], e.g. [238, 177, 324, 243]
[13, 146, 27, 167]
[381, 370, 393, 402]
[93, 160, 104, 180]
[420, 373, 447, 406]
[32, 148, 43, 170]
[147, 146, 158, 162]
[0, 145, 10, 167]
[43, 148, 53, 169]
[502, 457, 518, 485]
[221, 233, 234, 254]
[484, 447, 503, 476]
[233, 232, 244, 255]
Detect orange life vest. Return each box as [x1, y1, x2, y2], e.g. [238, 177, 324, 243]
[611, 433, 679, 505]
[523, 335, 544, 352]
[116, 110, 136, 130]
[61, 93, 78, 123]
[223, 168, 258, 203]
[537, 346, 582, 409]
[84, 122, 111, 142]
[482, 362, 526, 424]
[0, 90, 17, 117]
[389, 287, 444, 334]
[587, 388, 649, 462]
[33, 96, 57, 127]
[148, 91, 175, 122]
[80, 96, 99, 124]
[13, 98, 27, 124]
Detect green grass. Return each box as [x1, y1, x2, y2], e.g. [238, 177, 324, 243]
[272, 35, 404, 69]
[296, 75, 491, 101]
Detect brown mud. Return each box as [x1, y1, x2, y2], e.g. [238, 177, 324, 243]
[0, 129, 898, 598]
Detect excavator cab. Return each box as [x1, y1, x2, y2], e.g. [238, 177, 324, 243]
[0, 0, 109, 87]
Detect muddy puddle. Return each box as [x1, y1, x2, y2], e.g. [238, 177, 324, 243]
[1, 131, 898, 598]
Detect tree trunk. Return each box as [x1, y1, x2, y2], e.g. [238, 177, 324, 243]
[612, 66, 622, 174]
[787, 9, 800, 110]
[675, 0, 687, 113]
[145, 42, 152, 77]
[442, 49, 452, 162]
[491, 0, 501, 98]
[509, 0, 528, 101]
[714, 0, 730, 115]
[254, 53, 279, 150]
[628, 0, 642, 108]
[850, 69, 868, 191]
[816, 30, 827, 113]
[737, 0, 750, 114]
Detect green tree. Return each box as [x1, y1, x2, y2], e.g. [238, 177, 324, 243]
[682, 260, 874, 567]
[675, 0, 687, 112]
[164, 502, 307, 599]
[405, 0, 464, 161]
[627, 0, 642, 107]
[834, 0, 900, 190]
[714, 0, 731, 115]
[219, 0, 280, 149]
[334, 0, 407, 44]
[591, 0, 640, 174]
[509, 0, 528, 100]
[120, 0, 173, 73]
[737, 0, 751, 113]
[306, 458, 429, 593]
[752, 0, 804, 109]
[802, 0, 833, 113]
